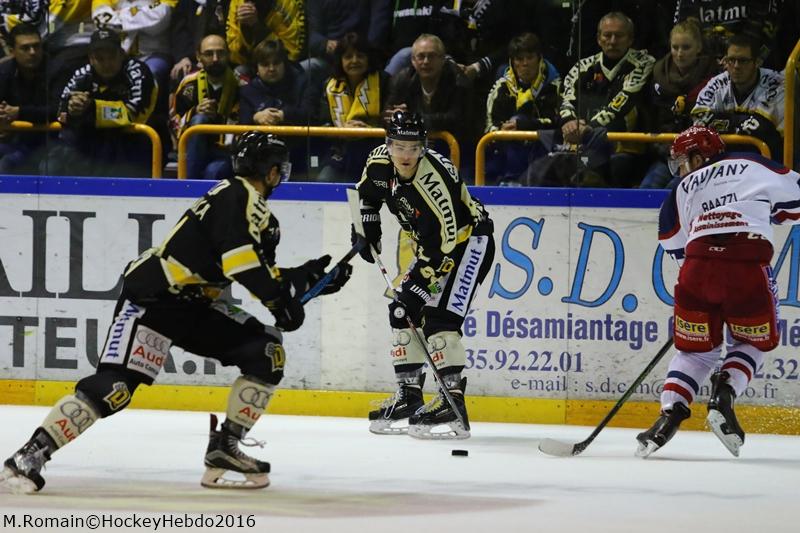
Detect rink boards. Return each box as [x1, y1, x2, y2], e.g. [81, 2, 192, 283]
[2, 176, 800, 434]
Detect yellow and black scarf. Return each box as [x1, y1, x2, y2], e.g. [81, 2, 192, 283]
[196, 68, 239, 119]
[503, 59, 549, 111]
[325, 71, 381, 126]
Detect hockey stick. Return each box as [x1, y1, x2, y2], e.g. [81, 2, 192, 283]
[346, 188, 470, 432]
[300, 239, 365, 304]
[538, 337, 674, 457]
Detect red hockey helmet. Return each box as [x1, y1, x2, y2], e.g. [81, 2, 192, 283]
[668, 126, 725, 175]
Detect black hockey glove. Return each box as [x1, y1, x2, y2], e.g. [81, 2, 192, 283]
[297, 254, 353, 295]
[266, 291, 305, 332]
[320, 262, 353, 295]
[351, 207, 381, 263]
[389, 277, 431, 328]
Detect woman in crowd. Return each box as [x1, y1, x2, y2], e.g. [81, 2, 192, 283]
[317, 32, 390, 182]
[640, 18, 719, 189]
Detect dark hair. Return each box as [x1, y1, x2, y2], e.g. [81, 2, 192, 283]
[253, 38, 288, 66]
[726, 33, 759, 59]
[508, 32, 542, 59]
[331, 32, 379, 80]
[9, 22, 41, 48]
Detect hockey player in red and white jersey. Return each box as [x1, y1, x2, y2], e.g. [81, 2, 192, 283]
[637, 125, 800, 458]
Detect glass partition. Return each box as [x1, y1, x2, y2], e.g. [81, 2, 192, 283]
[0, 1, 795, 182]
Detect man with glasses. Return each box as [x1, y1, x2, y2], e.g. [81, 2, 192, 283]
[691, 33, 784, 162]
[173, 33, 241, 179]
[384, 34, 473, 148]
[353, 111, 495, 440]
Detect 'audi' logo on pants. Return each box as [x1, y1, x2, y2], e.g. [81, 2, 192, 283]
[135, 330, 169, 354]
[60, 401, 94, 432]
[239, 386, 272, 409]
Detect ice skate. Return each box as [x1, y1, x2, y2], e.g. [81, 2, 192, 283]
[408, 377, 470, 440]
[0, 429, 55, 494]
[706, 371, 745, 457]
[635, 402, 691, 458]
[368, 374, 425, 435]
[201, 414, 270, 489]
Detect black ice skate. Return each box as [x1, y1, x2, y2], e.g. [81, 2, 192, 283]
[0, 429, 55, 494]
[635, 402, 691, 458]
[368, 374, 425, 435]
[201, 414, 270, 489]
[408, 377, 470, 440]
[706, 371, 745, 457]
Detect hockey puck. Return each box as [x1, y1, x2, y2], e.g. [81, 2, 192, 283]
[451, 449, 469, 457]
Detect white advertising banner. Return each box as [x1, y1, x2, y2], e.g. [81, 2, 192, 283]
[1, 179, 800, 408]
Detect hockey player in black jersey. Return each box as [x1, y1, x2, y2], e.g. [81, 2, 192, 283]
[0, 132, 352, 493]
[356, 111, 495, 439]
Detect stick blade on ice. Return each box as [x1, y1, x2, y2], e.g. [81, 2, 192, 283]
[538, 438, 578, 457]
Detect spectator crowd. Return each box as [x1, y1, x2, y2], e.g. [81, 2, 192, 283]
[0, 0, 798, 186]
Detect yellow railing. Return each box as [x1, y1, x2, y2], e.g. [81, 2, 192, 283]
[474, 131, 772, 185]
[785, 38, 800, 169]
[1, 121, 163, 178]
[177, 124, 460, 179]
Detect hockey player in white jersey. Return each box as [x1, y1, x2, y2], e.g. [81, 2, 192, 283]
[637, 125, 800, 458]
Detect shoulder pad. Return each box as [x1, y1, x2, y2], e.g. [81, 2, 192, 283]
[366, 144, 391, 165]
[426, 150, 459, 182]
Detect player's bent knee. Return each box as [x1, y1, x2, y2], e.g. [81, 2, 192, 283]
[390, 328, 427, 366]
[75, 370, 140, 417]
[427, 331, 466, 371]
[236, 338, 286, 385]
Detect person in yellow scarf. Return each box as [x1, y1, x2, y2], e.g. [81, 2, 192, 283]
[317, 32, 390, 182]
[484, 32, 561, 185]
[173, 34, 241, 180]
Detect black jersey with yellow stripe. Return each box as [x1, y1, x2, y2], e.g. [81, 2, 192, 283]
[123, 177, 283, 304]
[357, 146, 492, 274]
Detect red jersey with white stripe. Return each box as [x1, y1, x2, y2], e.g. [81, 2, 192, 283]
[658, 152, 800, 264]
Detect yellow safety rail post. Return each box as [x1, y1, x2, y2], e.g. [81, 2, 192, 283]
[177, 125, 460, 179]
[474, 131, 772, 185]
[2, 121, 163, 178]
[784, 38, 800, 169]
[474, 131, 539, 186]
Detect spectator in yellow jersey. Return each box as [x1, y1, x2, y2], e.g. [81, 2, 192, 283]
[226, 0, 305, 70]
[45, 28, 158, 177]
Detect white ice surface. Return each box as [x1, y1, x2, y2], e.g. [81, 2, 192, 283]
[1, 405, 798, 532]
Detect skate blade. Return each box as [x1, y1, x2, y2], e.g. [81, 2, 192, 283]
[369, 418, 410, 435]
[635, 440, 660, 459]
[408, 421, 470, 440]
[200, 468, 270, 490]
[0, 467, 39, 494]
[706, 410, 743, 457]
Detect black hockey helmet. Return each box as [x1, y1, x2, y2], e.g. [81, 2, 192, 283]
[232, 131, 291, 181]
[386, 111, 427, 142]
